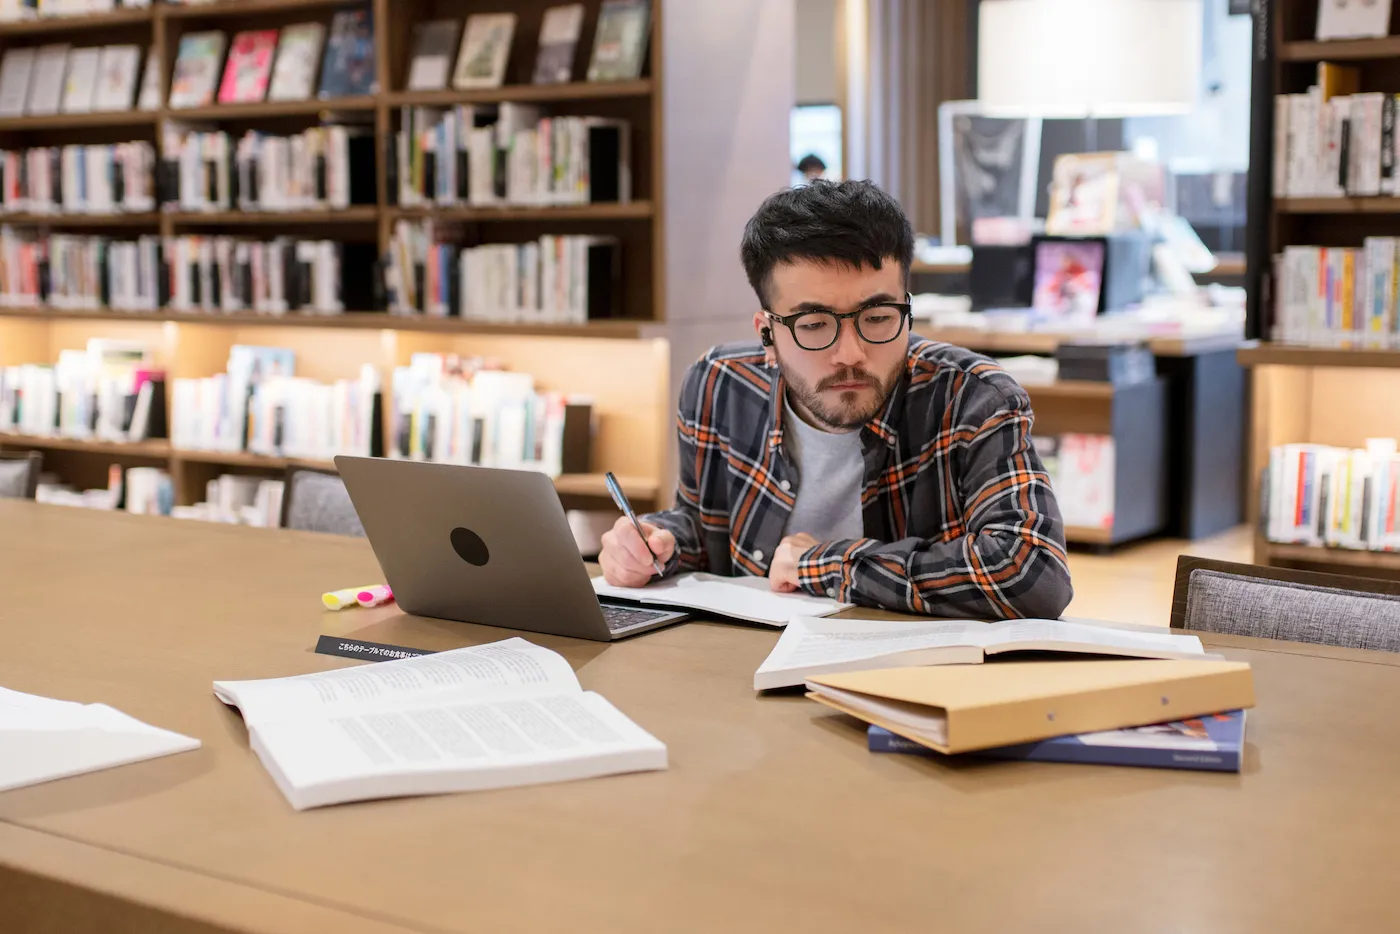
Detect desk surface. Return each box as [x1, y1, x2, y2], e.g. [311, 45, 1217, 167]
[3, 500, 1400, 933]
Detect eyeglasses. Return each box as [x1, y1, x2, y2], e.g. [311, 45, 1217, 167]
[765, 295, 913, 351]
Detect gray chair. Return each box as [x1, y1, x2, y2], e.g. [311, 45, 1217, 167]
[0, 451, 42, 499]
[1170, 556, 1400, 653]
[279, 467, 366, 537]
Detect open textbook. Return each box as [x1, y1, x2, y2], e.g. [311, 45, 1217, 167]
[213, 637, 667, 811]
[592, 572, 852, 627]
[0, 686, 199, 794]
[754, 616, 1209, 690]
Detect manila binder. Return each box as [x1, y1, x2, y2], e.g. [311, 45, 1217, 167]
[806, 659, 1255, 756]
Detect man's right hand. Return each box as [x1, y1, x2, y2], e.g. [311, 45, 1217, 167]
[599, 516, 676, 588]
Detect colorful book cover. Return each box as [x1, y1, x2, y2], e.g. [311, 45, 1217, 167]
[869, 710, 1247, 773]
[169, 31, 227, 109]
[267, 23, 324, 102]
[318, 8, 377, 99]
[217, 29, 278, 104]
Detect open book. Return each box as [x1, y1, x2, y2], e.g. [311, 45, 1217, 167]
[592, 572, 852, 627]
[0, 686, 200, 793]
[213, 638, 666, 811]
[754, 616, 1208, 690]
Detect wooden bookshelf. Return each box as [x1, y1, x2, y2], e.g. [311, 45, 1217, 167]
[0, 0, 792, 522]
[1275, 197, 1400, 213]
[1238, 342, 1400, 368]
[0, 433, 171, 458]
[1279, 36, 1400, 62]
[1262, 542, 1400, 573]
[1064, 525, 1114, 546]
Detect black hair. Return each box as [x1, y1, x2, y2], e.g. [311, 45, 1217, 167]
[796, 153, 826, 174]
[740, 179, 915, 309]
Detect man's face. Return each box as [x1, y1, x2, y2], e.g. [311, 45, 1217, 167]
[753, 258, 909, 432]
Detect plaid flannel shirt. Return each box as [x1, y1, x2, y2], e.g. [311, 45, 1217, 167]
[641, 338, 1073, 618]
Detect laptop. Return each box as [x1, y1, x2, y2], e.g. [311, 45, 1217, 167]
[333, 456, 687, 640]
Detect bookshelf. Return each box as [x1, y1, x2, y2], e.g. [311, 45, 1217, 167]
[1242, 0, 1400, 577]
[0, 0, 792, 522]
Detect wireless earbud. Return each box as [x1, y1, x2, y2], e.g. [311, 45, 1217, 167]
[760, 327, 774, 347]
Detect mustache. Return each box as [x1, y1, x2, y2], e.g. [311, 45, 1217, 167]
[817, 368, 879, 391]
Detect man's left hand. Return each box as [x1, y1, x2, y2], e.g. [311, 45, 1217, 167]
[769, 533, 819, 593]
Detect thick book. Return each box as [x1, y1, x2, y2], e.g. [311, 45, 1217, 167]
[453, 12, 515, 89]
[213, 637, 667, 811]
[592, 572, 851, 628]
[406, 19, 461, 91]
[217, 29, 277, 104]
[59, 46, 99, 114]
[587, 0, 649, 82]
[754, 616, 1208, 691]
[533, 3, 583, 84]
[868, 709, 1247, 773]
[318, 8, 377, 99]
[806, 659, 1257, 756]
[267, 22, 324, 102]
[169, 31, 226, 109]
[93, 44, 141, 112]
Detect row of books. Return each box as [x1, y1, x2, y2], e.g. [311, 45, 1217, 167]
[0, 338, 164, 441]
[38, 465, 173, 517]
[172, 474, 284, 528]
[161, 126, 375, 213]
[0, 43, 155, 116]
[404, 2, 648, 92]
[388, 352, 588, 477]
[1272, 64, 1400, 199]
[170, 345, 381, 460]
[1264, 440, 1400, 552]
[0, 142, 157, 215]
[169, 10, 374, 108]
[1271, 240, 1400, 347]
[395, 104, 630, 207]
[1035, 433, 1114, 531]
[0, 228, 159, 309]
[385, 221, 618, 324]
[0, 0, 149, 22]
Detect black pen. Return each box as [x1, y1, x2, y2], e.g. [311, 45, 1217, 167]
[604, 471, 665, 576]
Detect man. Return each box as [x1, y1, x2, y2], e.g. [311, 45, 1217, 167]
[797, 154, 827, 181]
[599, 180, 1072, 619]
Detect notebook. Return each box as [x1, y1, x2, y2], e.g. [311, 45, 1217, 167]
[754, 615, 1208, 690]
[533, 4, 583, 84]
[806, 659, 1257, 755]
[214, 637, 667, 810]
[591, 572, 851, 627]
[406, 19, 460, 91]
[217, 29, 277, 104]
[587, 0, 649, 82]
[267, 23, 324, 102]
[59, 46, 99, 113]
[453, 12, 515, 89]
[93, 44, 141, 112]
[169, 31, 226, 109]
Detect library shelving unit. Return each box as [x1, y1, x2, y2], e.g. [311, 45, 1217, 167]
[1241, 0, 1400, 577]
[0, 0, 792, 514]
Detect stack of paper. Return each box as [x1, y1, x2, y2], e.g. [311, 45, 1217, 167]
[593, 573, 852, 627]
[0, 686, 200, 793]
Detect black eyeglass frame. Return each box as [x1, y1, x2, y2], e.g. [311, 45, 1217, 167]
[763, 292, 915, 351]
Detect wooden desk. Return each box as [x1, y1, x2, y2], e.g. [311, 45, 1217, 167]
[3, 502, 1400, 933]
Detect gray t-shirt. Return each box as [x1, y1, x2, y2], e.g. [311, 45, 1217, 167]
[782, 395, 864, 542]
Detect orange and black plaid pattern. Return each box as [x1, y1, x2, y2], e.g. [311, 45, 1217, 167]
[641, 338, 1074, 619]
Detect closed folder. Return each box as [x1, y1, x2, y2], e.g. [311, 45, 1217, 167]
[805, 659, 1255, 755]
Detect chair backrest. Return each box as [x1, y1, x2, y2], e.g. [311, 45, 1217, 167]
[0, 450, 42, 499]
[1170, 556, 1400, 653]
[280, 468, 366, 537]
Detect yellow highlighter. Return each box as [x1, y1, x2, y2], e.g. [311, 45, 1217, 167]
[322, 586, 380, 611]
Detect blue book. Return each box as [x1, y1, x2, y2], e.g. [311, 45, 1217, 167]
[868, 710, 1246, 773]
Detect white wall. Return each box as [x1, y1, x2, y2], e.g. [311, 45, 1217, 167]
[795, 0, 839, 105]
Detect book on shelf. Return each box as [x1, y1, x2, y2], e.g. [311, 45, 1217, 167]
[318, 7, 376, 99]
[387, 352, 591, 477]
[453, 12, 515, 90]
[172, 474, 284, 528]
[266, 23, 325, 103]
[533, 4, 584, 84]
[124, 465, 172, 515]
[1271, 63, 1400, 200]
[587, 0, 649, 82]
[27, 44, 70, 116]
[1316, 0, 1393, 40]
[136, 44, 160, 110]
[805, 659, 1256, 756]
[160, 235, 378, 316]
[217, 29, 278, 105]
[752, 615, 1207, 691]
[866, 709, 1247, 773]
[169, 31, 227, 110]
[0, 47, 36, 117]
[1273, 240, 1399, 347]
[0, 338, 166, 442]
[406, 19, 461, 92]
[0, 142, 157, 215]
[94, 45, 141, 112]
[213, 637, 668, 811]
[1265, 439, 1400, 552]
[0, 228, 162, 309]
[59, 47, 99, 115]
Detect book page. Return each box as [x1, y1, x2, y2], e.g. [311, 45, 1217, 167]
[982, 619, 1205, 658]
[249, 691, 667, 809]
[214, 637, 581, 728]
[754, 617, 987, 689]
[593, 572, 852, 626]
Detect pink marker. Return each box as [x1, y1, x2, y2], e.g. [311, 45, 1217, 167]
[356, 585, 394, 608]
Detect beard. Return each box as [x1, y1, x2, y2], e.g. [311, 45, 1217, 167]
[779, 355, 902, 431]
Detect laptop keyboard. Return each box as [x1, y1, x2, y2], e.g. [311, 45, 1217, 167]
[601, 604, 675, 632]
